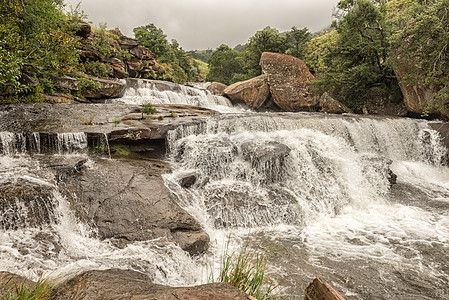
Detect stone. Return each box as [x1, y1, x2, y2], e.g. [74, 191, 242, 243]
[224, 75, 270, 109]
[319, 92, 353, 114]
[75, 22, 92, 38]
[259, 52, 319, 111]
[59, 159, 209, 255]
[393, 58, 446, 119]
[130, 46, 155, 60]
[362, 87, 407, 117]
[53, 269, 254, 300]
[82, 77, 126, 99]
[178, 171, 198, 188]
[304, 278, 346, 300]
[207, 82, 228, 96]
[0, 272, 35, 297]
[49, 75, 80, 91]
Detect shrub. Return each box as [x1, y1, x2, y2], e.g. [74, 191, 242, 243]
[83, 60, 113, 78]
[0, 279, 53, 300]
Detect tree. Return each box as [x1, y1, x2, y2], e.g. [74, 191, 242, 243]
[244, 26, 287, 77]
[285, 27, 311, 59]
[313, 0, 401, 111]
[206, 44, 246, 85]
[133, 24, 170, 58]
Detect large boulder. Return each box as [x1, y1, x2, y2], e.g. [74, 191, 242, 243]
[305, 278, 346, 300]
[207, 82, 228, 96]
[53, 269, 254, 300]
[259, 52, 318, 111]
[319, 93, 353, 114]
[59, 158, 209, 255]
[224, 75, 270, 109]
[82, 77, 126, 99]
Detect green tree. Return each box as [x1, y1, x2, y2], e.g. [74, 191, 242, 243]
[206, 44, 246, 85]
[285, 26, 311, 59]
[244, 26, 287, 77]
[133, 24, 170, 58]
[313, 0, 401, 111]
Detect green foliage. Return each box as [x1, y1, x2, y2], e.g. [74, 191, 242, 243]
[0, 279, 53, 300]
[83, 60, 113, 78]
[212, 238, 282, 300]
[285, 27, 312, 59]
[112, 144, 131, 156]
[312, 0, 401, 111]
[133, 24, 200, 83]
[91, 24, 120, 59]
[304, 30, 339, 74]
[141, 102, 156, 119]
[0, 0, 80, 102]
[206, 44, 246, 85]
[187, 49, 214, 63]
[77, 77, 100, 92]
[0, 46, 26, 95]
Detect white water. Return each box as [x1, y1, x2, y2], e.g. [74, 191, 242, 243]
[114, 79, 248, 113]
[164, 114, 449, 298]
[0, 155, 205, 285]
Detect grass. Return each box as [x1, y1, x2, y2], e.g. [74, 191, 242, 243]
[1, 279, 53, 300]
[111, 144, 131, 156]
[212, 238, 284, 300]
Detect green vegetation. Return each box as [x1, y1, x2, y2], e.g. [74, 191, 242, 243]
[0, 279, 53, 300]
[206, 26, 311, 85]
[133, 24, 202, 83]
[212, 238, 282, 300]
[111, 144, 131, 156]
[113, 118, 122, 124]
[187, 49, 213, 63]
[140, 102, 156, 119]
[0, 0, 79, 100]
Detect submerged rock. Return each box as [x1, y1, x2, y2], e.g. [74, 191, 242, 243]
[53, 269, 254, 300]
[224, 75, 270, 109]
[260, 52, 318, 111]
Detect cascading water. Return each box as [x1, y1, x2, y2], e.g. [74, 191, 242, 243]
[163, 113, 449, 299]
[113, 78, 246, 113]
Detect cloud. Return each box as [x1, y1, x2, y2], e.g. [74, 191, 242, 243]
[65, 0, 339, 50]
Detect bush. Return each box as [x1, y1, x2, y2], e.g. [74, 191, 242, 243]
[83, 60, 113, 78]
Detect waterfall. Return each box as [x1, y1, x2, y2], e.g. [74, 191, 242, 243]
[114, 79, 243, 113]
[164, 113, 449, 298]
[0, 132, 87, 155]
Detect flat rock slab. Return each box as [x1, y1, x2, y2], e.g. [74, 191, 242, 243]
[0, 103, 218, 141]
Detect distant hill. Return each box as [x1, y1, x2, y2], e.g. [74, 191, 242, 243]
[187, 50, 213, 63]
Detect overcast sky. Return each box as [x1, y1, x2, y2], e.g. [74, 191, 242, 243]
[64, 0, 339, 50]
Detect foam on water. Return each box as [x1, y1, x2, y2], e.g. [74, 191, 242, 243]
[114, 79, 248, 114]
[164, 114, 449, 298]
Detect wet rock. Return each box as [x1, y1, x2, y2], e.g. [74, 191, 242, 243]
[224, 75, 270, 109]
[305, 278, 346, 300]
[53, 269, 253, 300]
[207, 82, 228, 96]
[0, 272, 34, 297]
[0, 179, 57, 230]
[178, 171, 198, 188]
[260, 52, 318, 111]
[361, 155, 397, 186]
[320, 92, 353, 114]
[59, 159, 209, 255]
[241, 141, 291, 183]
